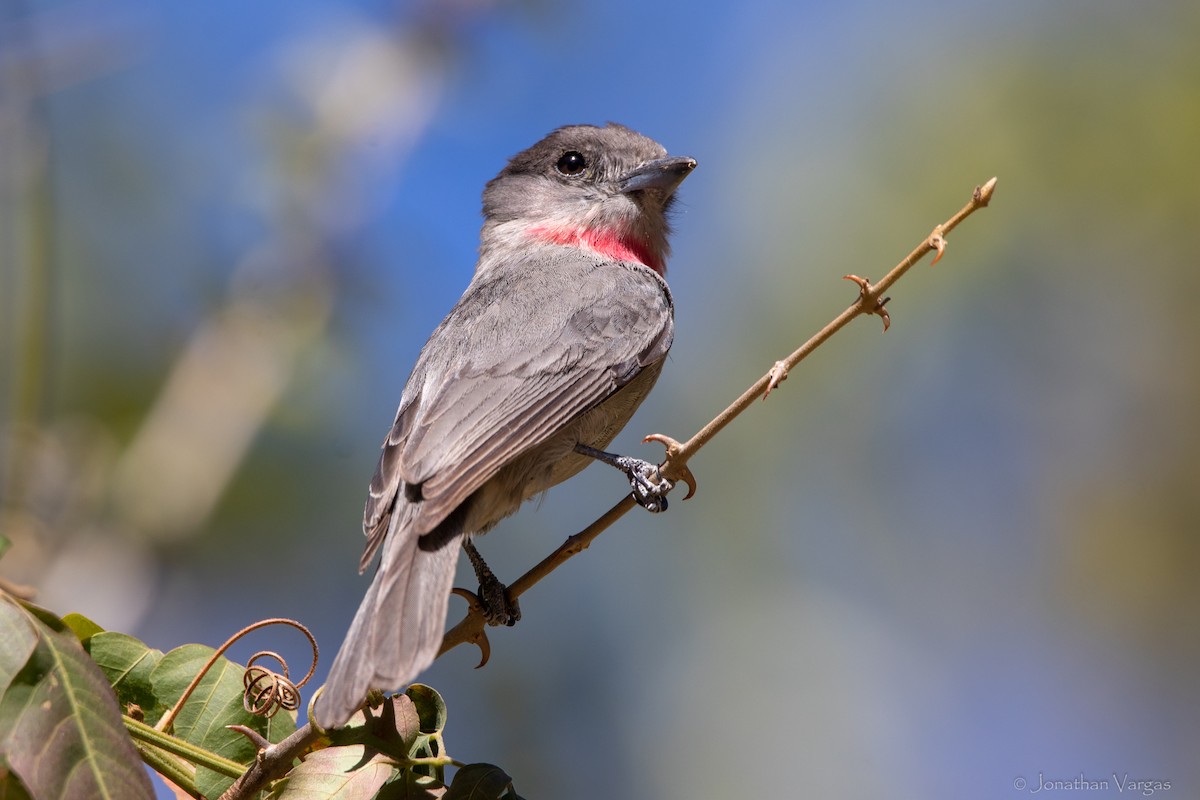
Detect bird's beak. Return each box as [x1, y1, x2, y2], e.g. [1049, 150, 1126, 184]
[619, 156, 697, 196]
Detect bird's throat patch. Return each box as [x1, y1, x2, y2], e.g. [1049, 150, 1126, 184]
[529, 224, 663, 274]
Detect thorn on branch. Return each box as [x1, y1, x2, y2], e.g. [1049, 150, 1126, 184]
[928, 227, 948, 265]
[764, 360, 788, 400]
[843, 274, 892, 331]
[227, 724, 271, 752]
[219, 721, 324, 800]
[642, 433, 697, 500]
[447, 588, 491, 668]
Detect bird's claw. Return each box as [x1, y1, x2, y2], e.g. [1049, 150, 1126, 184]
[477, 576, 521, 628]
[460, 539, 521, 627]
[615, 455, 673, 513]
[574, 441, 685, 510]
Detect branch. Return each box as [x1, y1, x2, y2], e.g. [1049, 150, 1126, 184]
[439, 177, 998, 661]
[219, 177, 997, 800]
[218, 721, 323, 800]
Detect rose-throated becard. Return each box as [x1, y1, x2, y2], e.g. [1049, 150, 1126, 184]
[315, 123, 695, 728]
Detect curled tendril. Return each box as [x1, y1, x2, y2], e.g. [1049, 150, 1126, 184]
[154, 617, 319, 734]
[243, 651, 301, 718]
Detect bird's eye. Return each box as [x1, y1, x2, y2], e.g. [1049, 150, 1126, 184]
[555, 151, 587, 176]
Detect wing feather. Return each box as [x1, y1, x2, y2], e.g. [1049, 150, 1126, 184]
[361, 253, 672, 559]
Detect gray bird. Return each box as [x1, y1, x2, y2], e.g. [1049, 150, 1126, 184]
[315, 123, 696, 729]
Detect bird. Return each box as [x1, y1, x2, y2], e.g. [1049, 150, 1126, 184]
[314, 123, 696, 729]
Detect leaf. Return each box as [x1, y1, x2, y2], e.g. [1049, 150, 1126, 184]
[376, 772, 446, 800]
[404, 685, 447, 734]
[0, 593, 154, 800]
[0, 601, 38, 695]
[84, 632, 165, 724]
[392, 697, 423, 753]
[0, 760, 35, 800]
[151, 643, 297, 799]
[60, 613, 105, 644]
[344, 694, 424, 761]
[266, 744, 397, 799]
[443, 765, 514, 800]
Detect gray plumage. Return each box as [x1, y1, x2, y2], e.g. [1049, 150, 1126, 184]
[315, 124, 695, 728]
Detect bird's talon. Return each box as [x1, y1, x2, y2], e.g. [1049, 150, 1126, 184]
[617, 456, 673, 513]
[461, 540, 521, 627]
[478, 578, 521, 627]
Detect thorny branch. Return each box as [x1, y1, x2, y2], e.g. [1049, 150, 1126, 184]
[439, 176, 997, 662]
[221, 176, 997, 800]
[219, 721, 324, 800]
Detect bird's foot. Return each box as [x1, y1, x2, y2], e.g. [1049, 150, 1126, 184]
[574, 443, 673, 513]
[621, 455, 673, 512]
[462, 537, 521, 627]
[478, 575, 521, 628]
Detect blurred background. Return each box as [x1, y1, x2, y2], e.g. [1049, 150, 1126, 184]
[2, 0, 1198, 797]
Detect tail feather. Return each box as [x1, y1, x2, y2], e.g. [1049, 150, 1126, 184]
[315, 507, 462, 729]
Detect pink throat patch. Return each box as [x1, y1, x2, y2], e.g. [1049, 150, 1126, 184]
[528, 225, 662, 274]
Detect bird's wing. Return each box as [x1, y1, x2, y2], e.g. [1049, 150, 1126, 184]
[360, 256, 672, 567]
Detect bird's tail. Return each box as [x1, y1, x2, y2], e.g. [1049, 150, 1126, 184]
[314, 507, 461, 729]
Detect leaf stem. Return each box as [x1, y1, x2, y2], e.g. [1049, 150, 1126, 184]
[133, 742, 202, 799]
[125, 716, 247, 778]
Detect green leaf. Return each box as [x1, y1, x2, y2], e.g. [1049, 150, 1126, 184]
[0, 593, 154, 800]
[266, 744, 398, 799]
[0, 601, 38, 696]
[443, 764, 514, 800]
[0, 760, 35, 800]
[404, 684, 447, 734]
[85, 631, 165, 724]
[151, 643, 297, 799]
[391, 694, 423, 755]
[60, 613, 105, 644]
[376, 772, 447, 800]
[341, 694, 424, 761]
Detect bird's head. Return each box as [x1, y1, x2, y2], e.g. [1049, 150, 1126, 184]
[481, 123, 696, 275]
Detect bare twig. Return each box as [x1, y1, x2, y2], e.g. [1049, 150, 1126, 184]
[438, 177, 998, 661]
